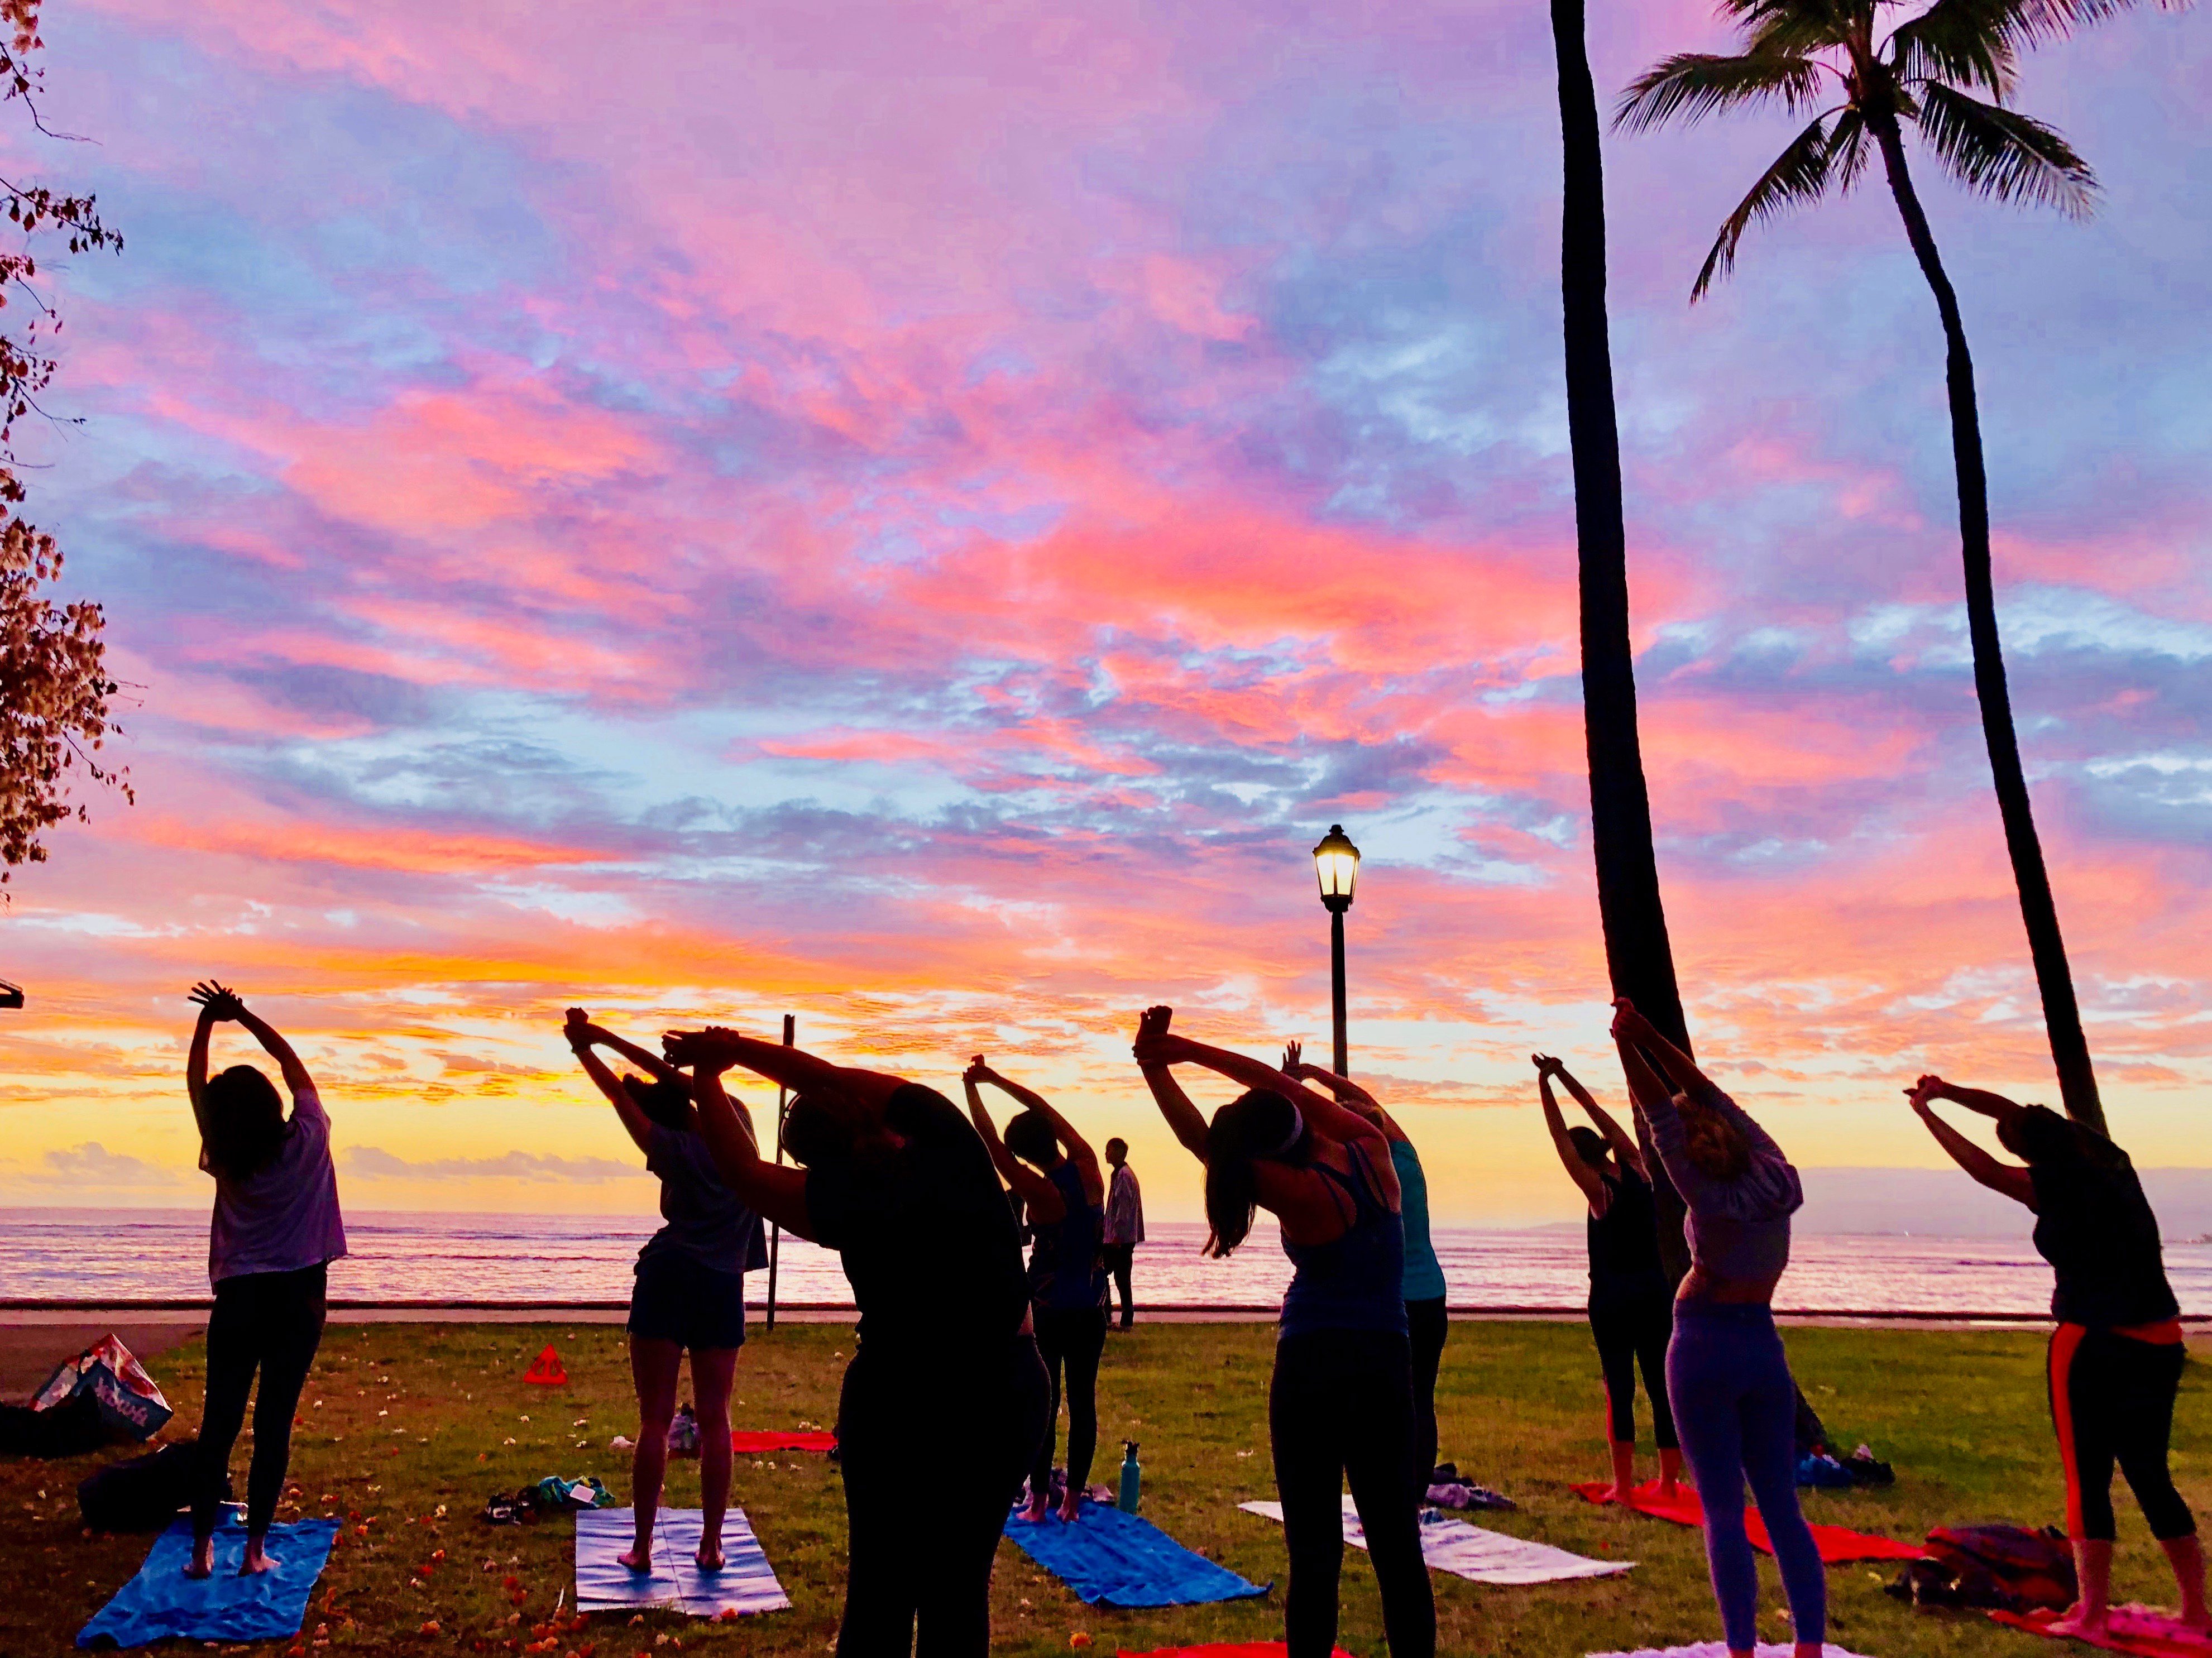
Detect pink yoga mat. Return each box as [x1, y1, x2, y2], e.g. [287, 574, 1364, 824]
[730, 1430, 837, 1454]
[1118, 1646, 1356, 1658]
[1991, 1606, 2212, 1658]
[1572, 1480, 1922, 1564]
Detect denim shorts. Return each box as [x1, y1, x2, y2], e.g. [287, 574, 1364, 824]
[628, 1249, 747, 1350]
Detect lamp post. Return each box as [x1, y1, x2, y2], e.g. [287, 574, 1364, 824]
[1311, 824, 1361, 1077]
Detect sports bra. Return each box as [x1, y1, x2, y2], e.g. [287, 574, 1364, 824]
[1279, 1144, 1409, 1339]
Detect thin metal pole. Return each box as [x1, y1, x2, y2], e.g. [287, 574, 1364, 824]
[1330, 907, 1348, 1079]
[764, 1013, 794, 1331]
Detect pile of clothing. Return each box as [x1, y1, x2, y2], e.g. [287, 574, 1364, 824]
[1423, 1461, 1516, 1513]
[1886, 1523, 2077, 1613]
[480, 1474, 616, 1525]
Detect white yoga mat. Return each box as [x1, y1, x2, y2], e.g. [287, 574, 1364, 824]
[1238, 1495, 1633, 1584]
[575, 1506, 791, 1616]
[1586, 1645, 1875, 1658]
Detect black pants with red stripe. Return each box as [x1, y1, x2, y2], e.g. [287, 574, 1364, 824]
[2048, 1324, 2195, 1542]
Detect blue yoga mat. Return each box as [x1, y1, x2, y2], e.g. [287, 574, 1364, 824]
[78, 1513, 337, 1649]
[1002, 1503, 1269, 1608]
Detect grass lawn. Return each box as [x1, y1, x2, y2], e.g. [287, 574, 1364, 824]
[2, 1318, 2205, 1657]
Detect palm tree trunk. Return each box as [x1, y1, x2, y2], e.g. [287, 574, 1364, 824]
[1551, 0, 1693, 1282]
[1869, 116, 2105, 1135]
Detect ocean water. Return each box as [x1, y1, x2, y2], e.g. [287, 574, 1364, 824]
[4, 1210, 2208, 1314]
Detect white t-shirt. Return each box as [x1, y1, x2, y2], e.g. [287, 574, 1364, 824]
[207, 1083, 349, 1286]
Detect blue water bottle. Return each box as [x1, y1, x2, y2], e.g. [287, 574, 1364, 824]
[1118, 1441, 1141, 1514]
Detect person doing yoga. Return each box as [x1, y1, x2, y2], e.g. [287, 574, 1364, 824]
[1282, 1039, 1450, 1510]
[564, 1009, 764, 1574]
[1536, 1052, 1681, 1504]
[1908, 1075, 2206, 1637]
[1610, 999, 1823, 1658]
[964, 1056, 1108, 1523]
[182, 982, 347, 1580]
[1134, 1007, 1434, 1658]
[663, 1025, 1047, 1658]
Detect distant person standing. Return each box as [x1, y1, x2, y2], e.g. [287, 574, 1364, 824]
[181, 981, 346, 1581]
[1284, 1042, 1449, 1505]
[1103, 1138, 1145, 1330]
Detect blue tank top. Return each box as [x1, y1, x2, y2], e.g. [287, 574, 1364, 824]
[1028, 1162, 1107, 1312]
[1390, 1139, 1447, 1302]
[1279, 1145, 1409, 1339]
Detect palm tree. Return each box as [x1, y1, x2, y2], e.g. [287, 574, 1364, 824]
[1619, 0, 2176, 1135]
[1551, 0, 1696, 1280]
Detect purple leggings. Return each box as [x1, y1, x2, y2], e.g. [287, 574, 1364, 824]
[1665, 1300, 1825, 1651]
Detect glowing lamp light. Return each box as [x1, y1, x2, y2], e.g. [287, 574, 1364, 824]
[1312, 823, 1361, 914]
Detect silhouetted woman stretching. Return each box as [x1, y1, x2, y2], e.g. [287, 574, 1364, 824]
[1611, 999, 1822, 1658]
[665, 1026, 1046, 1658]
[564, 1009, 763, 1574]
[183, 982, 346, 1580]
[1535, 1052, 1680, 1503]
[1910, 1075, 2205, 1638]
[964, 1056, 1108, 1523]
[1282, 1040, 1450, 1509]
[1134, 1007, 1434, 1658]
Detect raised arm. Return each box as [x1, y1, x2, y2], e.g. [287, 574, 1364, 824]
[1908, 1077, 2036, 1209]
[1150, 1026, 1385, 1153]
[663, 1027, 907, 1118]
[1535, 1055, 1608, 1208]
[185, 989, 223, 1143]
[1609, 999, 1714, 1104]
[962, 1061, 1066, 1215]
[564, 1010, 655, 1154]
[691, 1060, 811, 1237]
[1284, 1042, 1407, 1144]
[1552, 1062, 1645, 1178]
[1917, 1075, 2029, 1130]
[1133, 1007, 1210, 1159]
[969, 1058, 1100, 1203]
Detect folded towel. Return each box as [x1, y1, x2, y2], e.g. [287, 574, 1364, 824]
[78, 1515, 337, 1649]
[1990, 1605, 2212, 1657]
[574, 1507, 790, 1617]
[1004, 1502, 1268, 1607]
[1572, 1480, 1921, 1564]
[1115, 1645, 1357, 1658]
[1239, 1496, 1630, 1584]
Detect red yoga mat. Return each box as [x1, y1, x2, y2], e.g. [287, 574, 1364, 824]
[730, 1430, 838, 1454]
[1991, 1607, 2212, 1658]
[1573, 1480, 1922, 1564]
[1118, 1647, 1356, 1658]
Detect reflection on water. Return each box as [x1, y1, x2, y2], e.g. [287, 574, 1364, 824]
[4, 1211, 2206, 1314]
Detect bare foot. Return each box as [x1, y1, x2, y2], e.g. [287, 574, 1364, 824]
[1599, 1484, 1632, 1506]
[695, 1542, 724, 1572]
[617, 1545, 653, 1573]
[1021, 1498, 1050, 1523]
[2045, 1604, 2110, 1641]
[1059, 1497, 1082, 1524]
[1656, 1481, 1680, 1501]
[238, 1540, 277, 1576]
[184, 1537, 214, 1580]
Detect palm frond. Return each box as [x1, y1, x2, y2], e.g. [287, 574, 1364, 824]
[1888, 0, 2022, 94]
[1692, 109, 1854, 300]
[1912, 82, 2097, 215]
[1741, 0, 1864, 61]
[1616, 50, 1827, 133]
[2009, 0, 2191, 50]
[1828, 105, 1873, 192]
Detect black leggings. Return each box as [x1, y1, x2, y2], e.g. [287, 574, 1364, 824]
[1104, 1244, 1136, 1329]
[193, 1262, 328, 1539]
[1032, 1306, 1108, 1500]
[1406, 1296, 1448, 1501]
[1271, 1331, 1435, 1658]
[1590, 1286, 1678, 1449]
[2050, 1324, 2195, 1542]
[836, 1335, 1049, 1658]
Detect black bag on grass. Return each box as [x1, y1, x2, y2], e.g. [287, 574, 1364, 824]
[77, 1440, 226, 1532]
[0, 1389, 107, 1459]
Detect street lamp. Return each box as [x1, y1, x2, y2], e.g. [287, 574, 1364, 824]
[1311, 823, 1360, 1077]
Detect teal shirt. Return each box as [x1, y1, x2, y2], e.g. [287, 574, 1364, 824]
[1390, 1139, 1447, 1301]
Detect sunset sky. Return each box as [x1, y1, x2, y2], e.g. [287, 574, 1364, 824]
[2, 0, 2207, 1223]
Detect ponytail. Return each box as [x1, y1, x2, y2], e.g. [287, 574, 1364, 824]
[1201, 1089, 1302, 1258]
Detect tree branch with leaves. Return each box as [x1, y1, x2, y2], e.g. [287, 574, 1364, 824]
[0, 0, 126, 892]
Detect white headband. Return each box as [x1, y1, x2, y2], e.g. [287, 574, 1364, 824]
[1262, 1103, 1305, 1159]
